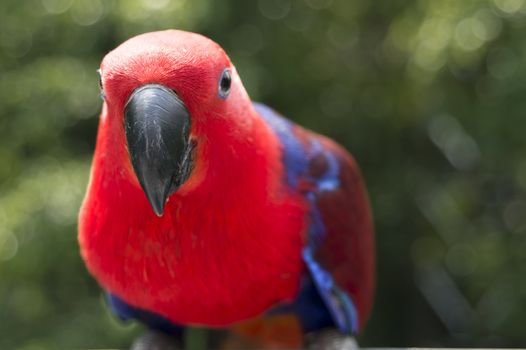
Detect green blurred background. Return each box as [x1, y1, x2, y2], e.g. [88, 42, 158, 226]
[1, 0, 526, 348]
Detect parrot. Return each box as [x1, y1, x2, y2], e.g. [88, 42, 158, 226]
[78, 30, 375, 350]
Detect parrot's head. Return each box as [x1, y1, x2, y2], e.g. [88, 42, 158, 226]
[98, 30, 253, 216]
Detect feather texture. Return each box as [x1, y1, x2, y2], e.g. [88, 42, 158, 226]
[78, 30, 374, 337]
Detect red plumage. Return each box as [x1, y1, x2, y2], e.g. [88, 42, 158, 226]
[78, 30, 374, 333]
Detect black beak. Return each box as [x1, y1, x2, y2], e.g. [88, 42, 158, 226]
[124, 84, 192, 216]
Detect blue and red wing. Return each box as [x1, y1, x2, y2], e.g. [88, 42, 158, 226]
[255, 103, 375, 334]
[304, 137, 375, 333]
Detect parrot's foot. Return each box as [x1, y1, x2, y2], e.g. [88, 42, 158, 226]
[305, 329, 359, 350]
[130, 330, 182, 350]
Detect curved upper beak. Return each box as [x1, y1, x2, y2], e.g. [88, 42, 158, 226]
[124, 84, 192, 216]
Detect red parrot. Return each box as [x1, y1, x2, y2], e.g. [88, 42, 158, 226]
[78, 30, 374, 349]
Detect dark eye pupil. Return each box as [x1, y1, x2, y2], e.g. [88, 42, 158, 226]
[218, 69, 231, 98]
[221, 75, 231, 91]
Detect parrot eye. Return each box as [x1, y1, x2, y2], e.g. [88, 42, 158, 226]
[97, 69, 105, 100]
[218, 68, 231, 99]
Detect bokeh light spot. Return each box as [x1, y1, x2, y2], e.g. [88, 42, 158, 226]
[71, 0, 104, 26]
[413, 44, 447, 72]
[418, 18, 452, 51]
[41, 0, 73, 14]
[455, 18, 485, 51]
[258, 0, 291, 20]
[494, 0, 525, 14]
[141, 0, 170, 10]
[473, 9, 502, 41]
[0, 230, 19, 261]
[428, 114, 480, 170]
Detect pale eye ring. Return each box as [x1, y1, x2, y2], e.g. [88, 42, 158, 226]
[97, 69, 105, 100]
[218, 68, 231, 99]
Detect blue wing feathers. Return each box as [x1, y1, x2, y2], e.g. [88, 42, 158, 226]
[106, 293, 183, 335]
[255, 102, 359, 334]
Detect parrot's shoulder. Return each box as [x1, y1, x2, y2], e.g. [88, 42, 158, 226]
[253, 102, 357, 190]
[253, 102, 310, 187]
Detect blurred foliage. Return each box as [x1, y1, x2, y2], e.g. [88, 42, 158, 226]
[1, 0, 526, 348]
